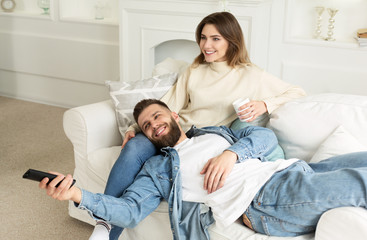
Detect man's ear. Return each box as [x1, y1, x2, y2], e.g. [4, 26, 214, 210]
[171, 112, 180, 122]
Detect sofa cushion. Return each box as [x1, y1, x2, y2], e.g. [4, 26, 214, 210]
[315, 207, 367, 240]
[309, 125, 367, 163]
[106, 73, 178, 139]
[267, 93, 367, 162]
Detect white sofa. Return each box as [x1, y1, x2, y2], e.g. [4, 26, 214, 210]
[63, 93, 367, 240]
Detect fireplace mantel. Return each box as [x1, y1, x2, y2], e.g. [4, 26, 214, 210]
[119, 0, 273, 82]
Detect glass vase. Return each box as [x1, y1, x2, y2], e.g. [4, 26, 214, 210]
[37, 0, 50, 15]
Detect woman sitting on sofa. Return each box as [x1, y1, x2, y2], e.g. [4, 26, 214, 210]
[92, 11, 306, 240]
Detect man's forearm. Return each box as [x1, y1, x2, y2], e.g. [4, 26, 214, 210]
[77, 187, 162, 229]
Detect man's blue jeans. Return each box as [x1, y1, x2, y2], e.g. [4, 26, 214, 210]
[104, 133, 157, 240]
[245, 151, 367, 237]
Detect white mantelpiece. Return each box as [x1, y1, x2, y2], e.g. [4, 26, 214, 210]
[119, 0, 273, 82]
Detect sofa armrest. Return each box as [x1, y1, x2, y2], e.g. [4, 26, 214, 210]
[63, 100, 122, 163]
[315, 207, 367, 240]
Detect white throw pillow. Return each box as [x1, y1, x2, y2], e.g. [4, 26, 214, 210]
[267, 93, 367, 161]
[309, 125, 367, 163]
[152, 57, 190, 76]
[106, 72, 178, 139]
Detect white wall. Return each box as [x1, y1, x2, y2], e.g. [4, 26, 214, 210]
[0, 8, 119, 108]
[267, 0, 367, 96]
[1, 0, 366, 108]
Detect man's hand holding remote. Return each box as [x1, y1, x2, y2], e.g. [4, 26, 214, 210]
[39, 172, 82, 204]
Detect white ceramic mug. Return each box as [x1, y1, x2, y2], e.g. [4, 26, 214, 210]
[232, 98, 253, 122]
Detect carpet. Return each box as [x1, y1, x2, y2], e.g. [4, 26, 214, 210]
[0, 96, 93, 239]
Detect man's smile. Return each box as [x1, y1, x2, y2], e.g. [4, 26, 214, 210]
[154, 125, 167, 137]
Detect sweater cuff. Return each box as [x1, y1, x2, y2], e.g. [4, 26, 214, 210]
[126, 123, 141, 134]
[263, 99, 276, 114]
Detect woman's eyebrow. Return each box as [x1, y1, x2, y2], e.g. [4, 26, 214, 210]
[201, 33, 222, 38]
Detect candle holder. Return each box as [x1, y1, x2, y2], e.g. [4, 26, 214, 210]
[325, 8, 338, 41]
[314, 6, 325, 39]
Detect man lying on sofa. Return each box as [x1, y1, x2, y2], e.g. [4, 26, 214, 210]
[40, 99, 367, 239]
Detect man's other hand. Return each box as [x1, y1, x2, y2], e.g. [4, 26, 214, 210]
[200, 151, 237, 194]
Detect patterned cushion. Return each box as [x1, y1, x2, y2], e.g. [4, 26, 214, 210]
[106, 72, 178, 139]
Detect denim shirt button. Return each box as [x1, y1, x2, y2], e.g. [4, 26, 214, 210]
[174, 166, 178, 170]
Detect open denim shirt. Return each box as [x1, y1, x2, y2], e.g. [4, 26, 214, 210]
[77, 125, 278, 240]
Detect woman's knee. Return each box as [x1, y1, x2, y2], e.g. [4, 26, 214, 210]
[120, 134, 157, 164]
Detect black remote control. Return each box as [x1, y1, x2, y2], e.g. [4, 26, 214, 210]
[22, 169, 76, 188]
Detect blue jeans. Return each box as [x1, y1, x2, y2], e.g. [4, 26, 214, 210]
[104, 133, 157, 240]
[245, 151, 367, 237]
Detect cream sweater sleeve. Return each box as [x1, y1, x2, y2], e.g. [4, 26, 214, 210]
[160, 67, 191, 113]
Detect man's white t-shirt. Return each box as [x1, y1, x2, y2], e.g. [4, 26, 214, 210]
[174, 133, 298, 228]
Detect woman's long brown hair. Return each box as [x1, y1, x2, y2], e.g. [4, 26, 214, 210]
[193, 12, 251, 67]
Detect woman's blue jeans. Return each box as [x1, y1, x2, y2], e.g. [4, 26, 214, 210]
[245, 151, 367, 237]
[104, 133, 157, 240]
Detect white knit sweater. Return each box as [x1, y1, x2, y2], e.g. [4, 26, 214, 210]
[128, 61, 306, 133]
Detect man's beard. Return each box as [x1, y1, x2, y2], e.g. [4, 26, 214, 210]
[150, 117, 181, 149]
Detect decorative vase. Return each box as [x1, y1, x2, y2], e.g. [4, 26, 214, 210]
[37, 0, 50, 15]
[95, 0, 106, 20]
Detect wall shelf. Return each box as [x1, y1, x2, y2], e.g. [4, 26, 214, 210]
[286, 36, 366, 50]
[285, 0, 367, 49]
[59, 17, 118, 26]
[0, 11, 52, 20]
[0, 0, 118, 25]
[59, 0, 118, 25]
[0, 0, 54, 20]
